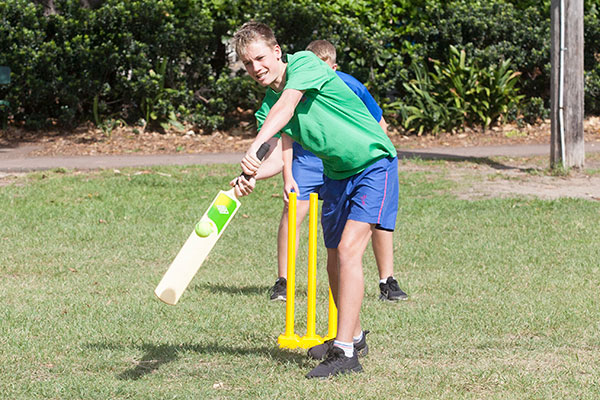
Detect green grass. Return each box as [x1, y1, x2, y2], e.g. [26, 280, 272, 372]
[1, 163, 600, 399]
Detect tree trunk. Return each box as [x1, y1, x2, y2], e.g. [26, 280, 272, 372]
[550, 0, 585, 169]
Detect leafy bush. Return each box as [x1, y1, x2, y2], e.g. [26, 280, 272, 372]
[0, 0, 219, 130]
[397, 59, 458, 135]
[407, 1, 549, 105]
[0, 0, 598, 134]
[521, 97, 548, 124]
[0, 0, 48, 128]
[397, 46, 523, 134]
[582, 2, 599, 115]
[585, 65, 600, 115]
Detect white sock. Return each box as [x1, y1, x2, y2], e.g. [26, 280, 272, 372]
[353, 331, 364, 343]
[380, 276, 393, 284]
[333, 340, 354, 358]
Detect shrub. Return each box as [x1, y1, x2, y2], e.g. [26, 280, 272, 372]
[0, 0, 219, 130]
[585, 65, 600, 115]
[397, 46, 523, 134]
[576, 1, 599, 115]
[0, 0, 598, 134]
[407, 1, 549, 103]
[521, 97, 548, 124]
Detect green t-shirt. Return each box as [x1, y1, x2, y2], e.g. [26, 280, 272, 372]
[255, 51, 396, 180]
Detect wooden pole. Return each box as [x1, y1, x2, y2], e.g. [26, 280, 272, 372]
[550, 0, 585, 169]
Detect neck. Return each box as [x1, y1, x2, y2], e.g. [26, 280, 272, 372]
[269, 59, 287, 92]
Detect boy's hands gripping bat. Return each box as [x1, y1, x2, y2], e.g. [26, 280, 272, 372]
[154, 143, 270, 305]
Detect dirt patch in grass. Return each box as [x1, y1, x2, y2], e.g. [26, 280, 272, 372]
[401, 152, 600, 201]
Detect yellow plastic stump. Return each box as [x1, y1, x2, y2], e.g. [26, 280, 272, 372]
[299, 193, 323, 348]
[278, 192, 300, 348]
[323, 287, 338, 341]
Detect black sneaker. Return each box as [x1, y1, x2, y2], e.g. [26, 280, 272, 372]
[307, 330, 369, 360]
[353, 330, 369, 358]
[269, 277, 286, 301]
[306, 346, 363, 379]
[379, 276, 408, 301]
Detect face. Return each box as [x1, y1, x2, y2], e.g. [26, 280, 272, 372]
[240, 40, 284, 90]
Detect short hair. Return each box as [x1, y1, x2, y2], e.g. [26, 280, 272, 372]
[306, 40, 337, 64]
[232, 21, 279, 57]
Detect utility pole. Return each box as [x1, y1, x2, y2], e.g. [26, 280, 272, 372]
[550, 0, 584, 169]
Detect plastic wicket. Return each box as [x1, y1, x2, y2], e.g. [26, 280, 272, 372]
[278, 192, 337, 349]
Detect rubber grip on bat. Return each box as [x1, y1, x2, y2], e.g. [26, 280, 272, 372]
[240, 142, 271, 180]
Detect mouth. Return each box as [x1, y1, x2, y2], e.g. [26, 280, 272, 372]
[255, 71, 268, 82]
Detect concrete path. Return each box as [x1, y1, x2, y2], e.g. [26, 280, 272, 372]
[1, 141, 600, 173]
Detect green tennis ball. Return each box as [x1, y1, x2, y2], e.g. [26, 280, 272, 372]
[195, 220, 214, 237]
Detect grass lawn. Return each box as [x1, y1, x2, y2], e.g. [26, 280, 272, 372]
[1, 162, 599, 399]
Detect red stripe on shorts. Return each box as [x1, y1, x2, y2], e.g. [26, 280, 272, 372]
[377, 170, 388, 224]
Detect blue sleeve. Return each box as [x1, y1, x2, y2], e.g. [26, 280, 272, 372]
[335, 71, 383, 122]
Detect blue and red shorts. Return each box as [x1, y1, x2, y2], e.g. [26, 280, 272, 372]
[319, 156, 399, 248]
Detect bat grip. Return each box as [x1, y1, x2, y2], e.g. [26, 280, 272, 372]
[240, 142, 271, 181]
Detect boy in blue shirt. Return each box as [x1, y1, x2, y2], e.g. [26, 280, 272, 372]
[232, 22, 399, 378]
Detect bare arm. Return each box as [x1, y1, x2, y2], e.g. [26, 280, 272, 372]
[230, 136, 280, 196]
[255, 137, 283, 180]
[378, 116, 388, 134]
[281, 134, 298, 203]
[240, 89, 304, 177]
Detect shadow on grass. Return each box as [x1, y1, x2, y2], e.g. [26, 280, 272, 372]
[87, 340, 309, 381]
[192, 282, 269, 296]
[398, 150, 542, 173]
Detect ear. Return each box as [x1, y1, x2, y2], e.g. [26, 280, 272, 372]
[332, 63, 338, 71]
[274, 45, 282, 59]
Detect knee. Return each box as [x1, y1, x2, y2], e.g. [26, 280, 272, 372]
[337, 243, 361, 269]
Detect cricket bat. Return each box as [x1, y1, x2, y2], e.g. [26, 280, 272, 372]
[154, 143, 270, 305]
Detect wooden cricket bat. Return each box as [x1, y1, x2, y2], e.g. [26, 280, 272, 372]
[154, 143, 270, 305]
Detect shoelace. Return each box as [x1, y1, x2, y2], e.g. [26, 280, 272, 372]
[388, 279, 401, 291]
[322, 348, 345, 365]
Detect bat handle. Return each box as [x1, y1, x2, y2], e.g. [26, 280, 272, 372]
[240, 142, 271, 181]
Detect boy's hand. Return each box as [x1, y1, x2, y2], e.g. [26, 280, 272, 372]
[283, 178, 299, 204]
[240, 147, 263, 177]
[231, 142, 271, 197]
[231, 175, 256, 197]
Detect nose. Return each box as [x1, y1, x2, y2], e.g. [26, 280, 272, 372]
[250, 60, 262, 73]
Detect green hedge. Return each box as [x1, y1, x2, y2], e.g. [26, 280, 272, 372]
[0, 0, 229, 130]
[0, 0, 598, 133]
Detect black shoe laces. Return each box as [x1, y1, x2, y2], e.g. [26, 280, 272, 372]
[322, 347, 346, 365]
[275, 278, 286, 288]
[388, 278, 401, 292]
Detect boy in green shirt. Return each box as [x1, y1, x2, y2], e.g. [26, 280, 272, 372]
[262, 40, 407, 304]
[232, 21, 399, 378]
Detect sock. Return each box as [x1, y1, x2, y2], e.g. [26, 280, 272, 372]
[380, 276, 393, 284]
[333, 340, 354, 358]
[353, 331, 364, 344]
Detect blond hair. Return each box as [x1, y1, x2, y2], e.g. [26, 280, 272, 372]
[232, 21, 279, 57]
[306, 40, 337, 64]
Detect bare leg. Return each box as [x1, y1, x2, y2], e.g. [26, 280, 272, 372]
[334, 220, 373, 342]
[326, 247, 339, 302]
[372, 229, 394, 280]
[276, 199, 310, 278]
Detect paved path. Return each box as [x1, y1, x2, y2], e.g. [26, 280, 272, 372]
[1, 141, 600, 173]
